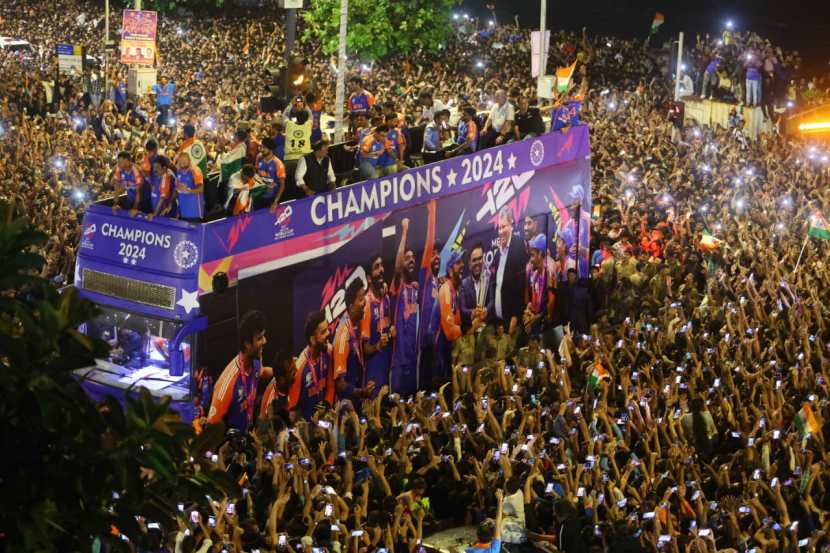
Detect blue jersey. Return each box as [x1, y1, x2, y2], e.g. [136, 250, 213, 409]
[207, 354, 261, 433]
[391, 279, 419, 395]
[256, 154, 285, 200]
[289, 346, 334, 420]
[364, 288, 391, 392]
[152, 82, 175, 106]
[380, 128, 405, 167]
[149, 170, 176, 215]
[333, 314, 365, 400]
[271, 134, 286, 161]
[310, 108, 323, 144]
[175, 167, 204, 219]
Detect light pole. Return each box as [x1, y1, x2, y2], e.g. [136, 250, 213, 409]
[103, 0, 110, 92]
[334, 0, 348, 143]
[674, 32, 684, 101]
[536, 0, 547, 96]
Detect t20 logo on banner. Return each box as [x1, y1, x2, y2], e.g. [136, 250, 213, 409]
[320, 265, 367, 327]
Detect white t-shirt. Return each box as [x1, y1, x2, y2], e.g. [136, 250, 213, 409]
[489, 100, 515, 132]
[502, 490, 527, 544]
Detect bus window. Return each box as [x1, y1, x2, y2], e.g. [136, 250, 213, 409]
[79, 307, 191, 394]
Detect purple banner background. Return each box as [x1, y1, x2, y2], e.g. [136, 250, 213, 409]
[202, 126, 591, 264]
[290, 159, 592, 350]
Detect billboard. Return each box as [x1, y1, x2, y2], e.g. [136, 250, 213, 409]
[121, 9, 157, 65]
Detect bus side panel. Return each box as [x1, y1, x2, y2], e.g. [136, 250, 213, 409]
[198, 288, 240, 378]
[236, 266, 298, 367]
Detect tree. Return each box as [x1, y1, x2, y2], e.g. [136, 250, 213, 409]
[302, 0, 461, 61]
[0, 201, 236, 552]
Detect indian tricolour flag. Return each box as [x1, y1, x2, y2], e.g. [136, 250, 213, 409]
[650, 12, 665, 35]
[556, 62, 577, 93]
[219, 141, 247, 185]
[589, 362, 610, 390]
[699, 229, 722, 252]
[795, 403, 820, 438]
[808, 212, 830, 240]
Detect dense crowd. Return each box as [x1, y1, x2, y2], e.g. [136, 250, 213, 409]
[4, 1, 830, 553]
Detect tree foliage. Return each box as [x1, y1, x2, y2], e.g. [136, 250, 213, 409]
[0, 201, 236, 552]
[301, 0, 461, 61]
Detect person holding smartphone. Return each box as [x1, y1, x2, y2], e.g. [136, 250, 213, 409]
[466, 489, 503, 553]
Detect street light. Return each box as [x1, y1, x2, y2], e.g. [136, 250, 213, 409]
[726, 20, 734, 29]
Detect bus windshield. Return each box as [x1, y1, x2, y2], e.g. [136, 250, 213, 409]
[79, 306, 191, 393]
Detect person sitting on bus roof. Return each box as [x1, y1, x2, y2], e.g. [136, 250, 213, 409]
[229, 164, 262, 216]
[174, 151, 205, 222]
[295, 138, 336, 196]
[358, 124, 393, 181]
[111, 150, 144, 216]
[255, 137, 286, 211]
[140, 138, 158, 212]
[147, 155, 177, 221]
[379, 113, 407, 175]
[207, 311, 273, 433]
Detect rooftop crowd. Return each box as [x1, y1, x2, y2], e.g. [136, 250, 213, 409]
[4, 1, 830, 553]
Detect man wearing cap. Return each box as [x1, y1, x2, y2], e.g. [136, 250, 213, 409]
[523, 234, 555, 336]
[296, 139, 336, 196]
[255, 137, 286, 210]
[283, 94, 313, 123]
[434, 249, 466, 382]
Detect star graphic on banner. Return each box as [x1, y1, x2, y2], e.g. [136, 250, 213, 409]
[122, 257, 129, 264]
[177, 289, 200, 314]
[130, 258, 137, 265]
[507, 153, 517, 170]
[446, 168, 458, 187]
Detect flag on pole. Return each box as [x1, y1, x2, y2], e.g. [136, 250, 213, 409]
[556, 62, 577, 93]
[808, 212, 830, 240]
[699, 229, 722, 252]
[588, 361, 610, 390]
[650, 12, 665, 35]
[795, 403, 820, 438]
[219, 142, 247, 186]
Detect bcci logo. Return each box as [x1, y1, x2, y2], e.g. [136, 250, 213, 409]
[530, 139, 545, 167]
[173, 240, 199, 270]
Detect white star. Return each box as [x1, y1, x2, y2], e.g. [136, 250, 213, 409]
[507, 153, 517, 170]
[177, 289, 200, 314]
[130, 258, 137, 265]
[122, 257, 129, 264]
[446, 168, 457, 187]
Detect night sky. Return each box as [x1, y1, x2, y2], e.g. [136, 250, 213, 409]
[462, 0, 830, 73]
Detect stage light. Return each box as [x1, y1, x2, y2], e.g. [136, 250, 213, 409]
[800, 122, 830, 133]
[726, 20, 734, 29]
